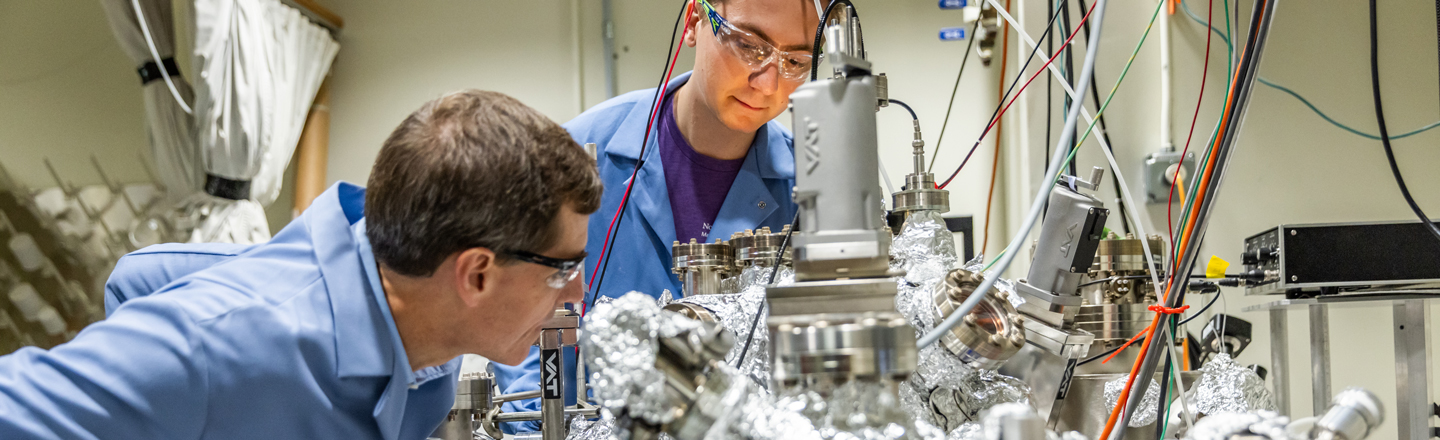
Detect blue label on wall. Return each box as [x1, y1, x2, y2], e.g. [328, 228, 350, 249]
[939, 0, 967, 9]
[939, 27, 967, 41]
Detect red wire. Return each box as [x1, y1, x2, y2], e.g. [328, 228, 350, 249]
[1170, 0, 1213, 256]
[938, 0, 1098, 189]
[582, 0, 694, 318]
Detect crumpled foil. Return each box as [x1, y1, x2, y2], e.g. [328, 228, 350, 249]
[889, 212, 1032, 433]
[1102, 377, 1162, 427]
[673, 265, 794, 389]
[1182, 410, 1290, 440]
[566, 412, 616, 440]
[583, 292, 704, 428]
[902, 335, 1034, 432]
[1186, 353, 1276, 416]
[891, 210, 959, 333]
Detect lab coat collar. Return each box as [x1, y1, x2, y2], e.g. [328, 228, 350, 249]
[602, 71, 795, 181]
[305, 182, 397, 380]
[305, 182, 462, 440]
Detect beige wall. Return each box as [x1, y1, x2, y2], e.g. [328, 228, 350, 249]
[0, 1, 150, 188]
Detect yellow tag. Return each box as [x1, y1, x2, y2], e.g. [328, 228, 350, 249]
[1206, 255, 1230, 279]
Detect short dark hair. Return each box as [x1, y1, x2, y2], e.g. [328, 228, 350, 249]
[366, 90, 602, 277]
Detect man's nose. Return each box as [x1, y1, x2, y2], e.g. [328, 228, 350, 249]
[750, 63, 780, 95]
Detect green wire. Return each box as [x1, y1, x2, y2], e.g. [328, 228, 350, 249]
[1169, 0, 1233, 261]
[1059, 0, 1167, 170]
[982, 249, 1006, 271]
[1178, 0, 1440, 141]
[1158, 316, 1178, 439]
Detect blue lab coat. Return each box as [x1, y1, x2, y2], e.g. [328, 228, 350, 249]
[0, 183, 461, 440]
[492, 71, 798, 433]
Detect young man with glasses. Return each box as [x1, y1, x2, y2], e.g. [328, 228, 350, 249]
[0, 90, 601, 440]
[494, 0, 820, 433]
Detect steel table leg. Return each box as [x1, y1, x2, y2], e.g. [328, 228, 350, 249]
[1269, 308, 1289, 415]
[1393, 300, 1433, 440]
[1309, 304, 1330, 415]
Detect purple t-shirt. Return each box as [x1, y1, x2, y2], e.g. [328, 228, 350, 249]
[659, 94, 745, 243]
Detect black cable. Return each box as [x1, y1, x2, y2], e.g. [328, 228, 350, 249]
[1178, 290, 1222, 326]
[1043, 0, 1055, 221]
[1060, 0, 1077, 177]
[888, 99, 919, 121]
[1369, 0, 1440, 244]
[734, 211, 800, 368]
[939, 0, 1070, 185]
[1077, 341, 1126, 366]
[809, 0, 858, 81]
[585, 0, 690, 309]
[927, 19, 983, 174]
[1073, 0, 1131, 235]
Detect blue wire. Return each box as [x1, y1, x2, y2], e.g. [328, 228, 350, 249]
[1179, 0, 1440, 141]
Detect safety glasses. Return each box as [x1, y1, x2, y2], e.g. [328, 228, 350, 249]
[696, 0, 813, 82]
[504, 250, 586, 289]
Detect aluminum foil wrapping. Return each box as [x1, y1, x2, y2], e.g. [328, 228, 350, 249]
[902, 344, 1034, 432]
[582, 292, 704, 428]
[1186, 353, 1276, 416]
[1102, 377, 1161, 427]
[1181, 410, 1290, 440]
[673, 265, 794, 389]
[889, 212, 1031, 433]
[891, 210, 959, 333]
[567, 414, 616, 440]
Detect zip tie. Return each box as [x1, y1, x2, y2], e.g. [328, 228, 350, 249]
[1148, 304, 1191, 315]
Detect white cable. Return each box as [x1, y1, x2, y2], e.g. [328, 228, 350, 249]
[878, 153, 896, 196]
[919, 0, 1110, 350]
[130, 0, 192, 115]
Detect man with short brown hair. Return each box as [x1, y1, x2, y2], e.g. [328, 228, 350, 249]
[0, 90, 599, 440]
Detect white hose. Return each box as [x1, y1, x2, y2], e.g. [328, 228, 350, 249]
[130, 0, 193, 115]
[919, 0, 1111, 350]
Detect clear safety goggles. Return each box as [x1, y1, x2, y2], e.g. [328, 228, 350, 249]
[505, 250, 586, 289]
[697, 0, 814, 82]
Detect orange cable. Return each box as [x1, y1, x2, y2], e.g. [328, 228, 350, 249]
[1097, 4, 1265, 436]
[982, 0, 1014, 254]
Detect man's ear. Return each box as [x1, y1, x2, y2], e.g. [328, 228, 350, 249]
[684, 0, 701, 47]
[454, 248, 496, 308]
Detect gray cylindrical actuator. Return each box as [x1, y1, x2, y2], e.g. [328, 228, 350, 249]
[787, 75, 892, 280]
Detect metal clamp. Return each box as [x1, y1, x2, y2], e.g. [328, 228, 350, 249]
[932, 268, 1026, 370]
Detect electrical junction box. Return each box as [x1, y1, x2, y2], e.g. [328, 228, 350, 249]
[1143, 150, 1196, 204]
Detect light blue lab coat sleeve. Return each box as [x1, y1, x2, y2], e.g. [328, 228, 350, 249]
[0, 297, 209, 439]
[103, 243, 255, 316]
[493, 347, 543, 433]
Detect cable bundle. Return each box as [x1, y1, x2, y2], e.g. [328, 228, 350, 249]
[1099, 1, 1279, 438]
